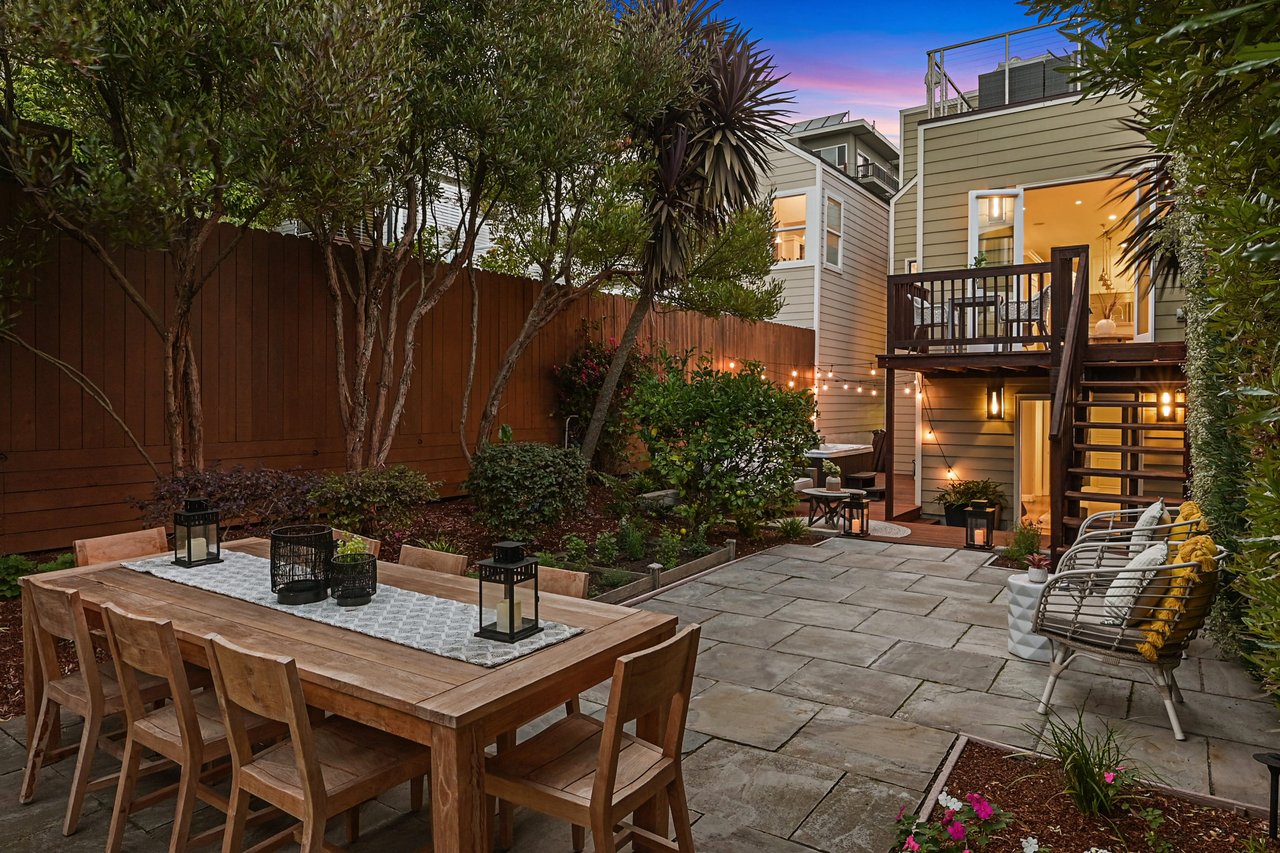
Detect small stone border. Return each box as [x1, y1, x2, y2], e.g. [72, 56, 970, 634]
[591, 543, 737, 605]
[920, 734, 1264, 825]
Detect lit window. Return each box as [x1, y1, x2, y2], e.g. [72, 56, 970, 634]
[825, 197, 842, 267]
[772, 195, 807, 262]
[815, 144, 847, 169]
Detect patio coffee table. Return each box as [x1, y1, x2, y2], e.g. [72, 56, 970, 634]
[800, 487, 867, 527]
[23, 539, 677, 853]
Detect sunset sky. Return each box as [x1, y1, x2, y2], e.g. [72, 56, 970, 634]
[728, 0, 1045, 143]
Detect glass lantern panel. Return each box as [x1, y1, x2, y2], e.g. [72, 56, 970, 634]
[513, 576, 536, 631]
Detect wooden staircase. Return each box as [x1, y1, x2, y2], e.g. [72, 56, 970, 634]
[1052, 343, 1189, 555]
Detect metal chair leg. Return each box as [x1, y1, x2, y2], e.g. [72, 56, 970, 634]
[1146, 667, 1186, 741]
[1037, 645, 1071, 715]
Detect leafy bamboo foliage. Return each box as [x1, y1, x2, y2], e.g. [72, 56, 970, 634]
[1025, 1, 1280, 681]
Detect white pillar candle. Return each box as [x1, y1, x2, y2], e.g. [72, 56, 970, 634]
[189, 537, 208, 561]
[512, 600, 523, 629]
[496, 599, 512, 632]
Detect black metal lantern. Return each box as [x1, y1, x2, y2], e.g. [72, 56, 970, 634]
[964, 500, 997, 550]
[330, 552, 377, 607]
[270, 525, 332, 605]
[476, 541, 541, 643]
[842, 496, 870, 538]
[173, 498, 222, 567]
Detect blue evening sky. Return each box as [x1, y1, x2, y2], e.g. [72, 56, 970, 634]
[723, 0, 1045, 143]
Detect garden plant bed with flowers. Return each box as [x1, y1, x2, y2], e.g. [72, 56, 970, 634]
[908, 738, 1275, 853]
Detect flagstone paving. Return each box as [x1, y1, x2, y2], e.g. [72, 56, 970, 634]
[0, 537, 1273, 852]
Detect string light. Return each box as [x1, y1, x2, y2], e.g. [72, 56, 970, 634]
[946, 467, 958, 480]
[788, 380, 795, 388]
[925, 429, 934, 440]
[843, 383, 848, 390]
[791, 369, 798, 377]
[827, 371, 833, 378]
[871, 389, 878, 396]
[822, 383, 829, 391]
[856, 386, 863, 393]
[728, 360, 735, 369]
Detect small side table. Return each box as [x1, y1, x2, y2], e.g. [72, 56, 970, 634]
[1007, 573, 1053, 662]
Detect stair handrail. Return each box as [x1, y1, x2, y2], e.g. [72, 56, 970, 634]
[1049, 246, 1091, 440]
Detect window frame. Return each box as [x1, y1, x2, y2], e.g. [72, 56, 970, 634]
[771, 190, 811, 267]
[814, 144, 847, 169]
[967, 188, 1024, 267]
[823, 195, 843, 270]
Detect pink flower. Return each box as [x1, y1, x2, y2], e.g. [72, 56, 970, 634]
[903, 836, 920, 852]
[944, 808, 957, 822]
[1104, 771, 1116, 784]
[947, 822, 967, 841]
[896, 805, 907, 822]
[966, 793, 994, 821]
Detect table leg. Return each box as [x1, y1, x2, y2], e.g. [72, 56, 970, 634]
[22, 586, 44, 749]
[431, 724, 487, 853]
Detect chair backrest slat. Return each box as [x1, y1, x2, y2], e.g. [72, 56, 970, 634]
[538, 566, 590, 599]
[332, 529, 382, 559]
[399, 544, 467, 576]
[74, 527, 169, 567]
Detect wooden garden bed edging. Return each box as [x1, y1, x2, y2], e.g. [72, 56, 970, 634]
[590, 541, 737, 605]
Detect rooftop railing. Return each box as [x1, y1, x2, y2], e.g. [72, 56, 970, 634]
[926, 20, 1086, 118]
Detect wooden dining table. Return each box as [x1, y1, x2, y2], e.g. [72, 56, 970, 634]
[21, 538, 678, 853]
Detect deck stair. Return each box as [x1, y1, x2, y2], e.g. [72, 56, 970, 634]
[1054, 345, 1188, 551]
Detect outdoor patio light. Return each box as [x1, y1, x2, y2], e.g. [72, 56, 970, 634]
[965, 500, 997, 550]
[477, 541, 542, 643]
[842, 496, 870, 538]
[1157, 391, 1177, 422]
[173, 498, 222, 567]
[270, 524, 333, 605]
[986, 381, 1005, 419]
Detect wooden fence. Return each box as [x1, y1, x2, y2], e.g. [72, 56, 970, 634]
[0, 205, 814, 553]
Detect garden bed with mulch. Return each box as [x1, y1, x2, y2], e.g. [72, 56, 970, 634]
[928, 739, 1274, 852]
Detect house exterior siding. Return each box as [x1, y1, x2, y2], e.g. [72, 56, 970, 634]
[766, 141, 891, 444]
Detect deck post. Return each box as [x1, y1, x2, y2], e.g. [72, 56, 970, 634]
[884, 366, 896, 520]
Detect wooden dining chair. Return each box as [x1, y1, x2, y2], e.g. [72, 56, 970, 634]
[19, 584, 171, 835]
[486, 625, 701, 853]
[205, 634, 432, 852]
[537, 566, 591, 599]
[398, 543, 467, 575]
[73, 526, 169, 567]
[101, 604, 284, 853]
[331, 528, 382, 558]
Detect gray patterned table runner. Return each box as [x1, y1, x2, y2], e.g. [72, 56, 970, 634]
[121, 550, 583, 668]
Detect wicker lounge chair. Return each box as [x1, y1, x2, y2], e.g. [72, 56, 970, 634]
[1033, 539, 1226, 740]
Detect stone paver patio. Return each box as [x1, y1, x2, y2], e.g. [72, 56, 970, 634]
[1, 537, 1272, 852]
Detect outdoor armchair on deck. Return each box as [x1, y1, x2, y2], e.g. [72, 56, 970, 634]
[910, 294, 951, 350]
[1033, 540, 1226, 740]
[996, 283, 1050, 348]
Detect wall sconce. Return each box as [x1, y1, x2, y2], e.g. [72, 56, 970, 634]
[1156, 391, 1177, 423]
[986, 381, 1005, 420]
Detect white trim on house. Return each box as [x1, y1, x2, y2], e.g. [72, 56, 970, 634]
[823, 195, 844, 271]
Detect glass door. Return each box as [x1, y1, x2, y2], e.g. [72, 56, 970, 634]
[1016, 397, 1051, 528]
[967, 189, 1024, 267]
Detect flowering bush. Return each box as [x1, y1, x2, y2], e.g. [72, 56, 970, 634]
[551, 332, 649, 472]
[894, 789, 1012, 851]
[1029, 707, 1139, 816]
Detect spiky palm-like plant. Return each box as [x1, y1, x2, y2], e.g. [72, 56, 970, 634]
[579, 0, 790, 464]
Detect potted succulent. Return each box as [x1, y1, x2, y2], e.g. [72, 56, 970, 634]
[933, 478, 1008, 528]
[821, 460, 842, 492]
[1026, 552, 1051, 584]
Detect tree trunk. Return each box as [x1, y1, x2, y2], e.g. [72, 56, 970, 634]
[458, 264, 482, 461]
[580, 282, 654, 465]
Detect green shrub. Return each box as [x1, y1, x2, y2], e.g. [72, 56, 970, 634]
[1026, 707, 1139, 817]
[778, 517, 809, 541]
[684, 524, 712, 558]
[655, 527, 682, 570]
[1002, 521, 1042, 569]
[593, 532, 619, 567]
[561, 534, 589, 569]
[1, 552, 75, 599]
[617, 517, 647, 561]
[820, 460, 841, 480]
[628, 352, 819, 536]
[466, 442, 587, 539]
[312, 464, 440, 539]
[932, 478, 1008, 509]
[535, 550, 561, 568]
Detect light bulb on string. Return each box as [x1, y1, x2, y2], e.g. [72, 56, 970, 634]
[791, 369, 798, 377]
[843, 383, 849, 390]
[728, 360, 735, 369]
[871, 389, 878, 396]
[788, 380, 795, 388]
[946, 467, 957, 480]
[822, 383, 829, 391]
[856, 386, 863, 393]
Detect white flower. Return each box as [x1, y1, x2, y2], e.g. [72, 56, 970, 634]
[1084, 848, 1114, 853]
[937, 789, 964, 811]
[1021, 839, 1040, 853]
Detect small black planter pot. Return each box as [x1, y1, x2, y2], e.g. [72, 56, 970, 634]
[942, 503, 1003, 528]
[330, 553, 377, 607]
